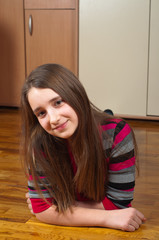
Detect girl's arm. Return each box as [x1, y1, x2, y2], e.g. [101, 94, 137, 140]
[102, 120, 137, 210]
[26, 193, 145, 231]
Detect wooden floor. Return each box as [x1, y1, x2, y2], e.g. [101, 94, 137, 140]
[0, 108, 159, 240]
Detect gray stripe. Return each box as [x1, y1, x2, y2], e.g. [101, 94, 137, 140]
[29, 192, 51, 199]
[112, 132, 134, 157]
[28, 180, 51, 188]
[28, 189, 50, 194]
[112, 202, 127, 209]
[108, 166, 135, 183]
[105, 128, 115, 139]
[107, 186, 134, 200]
[103, 138, 112, 150]
[102, 129, 114, 150]
[109, 165, 135, 174]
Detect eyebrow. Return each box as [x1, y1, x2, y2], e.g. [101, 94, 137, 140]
[33, 96, 61, 114]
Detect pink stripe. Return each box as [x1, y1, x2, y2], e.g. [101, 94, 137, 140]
[110, 119, 122, 124]
[28, 188, 48, 192]
[28, 188, 36, 192]
[102, 197, 132, 210]
[109, 157, 135, 171]
[29, 175, 46, 180]
[30, 198, 53, 213]
[113, 123, 131, 147]
[122, 188, 134, 192]
[101, 123, 117, 131]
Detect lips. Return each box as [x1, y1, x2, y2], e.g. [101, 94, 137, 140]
[53, 120, 68, 131]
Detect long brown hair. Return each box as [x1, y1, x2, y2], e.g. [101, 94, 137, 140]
[21, 64, 113, 212]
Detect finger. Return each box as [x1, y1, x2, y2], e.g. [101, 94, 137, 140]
[127, 225, 136, 232]
[143, 217, 147, 222]
[133, 215, 142, 226]
[28, 203, 32, 210]
[123, 223, 136, 232]
[130, 219, 140, 230]
[27, 198, 31, 204]
[136, 210, 146, 222]
[25, 192, 29, 198]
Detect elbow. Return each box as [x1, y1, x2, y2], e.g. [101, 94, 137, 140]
[35, 212, 46, 223]
[34, 206, 57, 224]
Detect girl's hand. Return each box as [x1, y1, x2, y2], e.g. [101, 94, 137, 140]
[25, 192, 35, 215]
[105, 207, 146, 232]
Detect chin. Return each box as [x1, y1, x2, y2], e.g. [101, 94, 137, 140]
[60, 131, 74, 139]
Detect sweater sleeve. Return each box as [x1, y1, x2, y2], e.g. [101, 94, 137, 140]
[102, 120, 136, 210]
[28, 175, 54, 213]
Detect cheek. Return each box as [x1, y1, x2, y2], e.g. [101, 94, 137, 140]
[61, 104, 78, 125]
[63, 105, 74, 116]
[74, 112, 78, 124]
[38, 119, 48, 130]
[71, 110, 78, 126]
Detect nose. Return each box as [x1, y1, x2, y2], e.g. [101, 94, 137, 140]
[48, 109, 60, 125]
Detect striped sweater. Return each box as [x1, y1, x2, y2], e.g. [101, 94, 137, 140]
[28, 119, 135, 213]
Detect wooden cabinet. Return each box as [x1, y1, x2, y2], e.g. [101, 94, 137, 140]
[0, 0, 78, 107]
[24, 0, 78, 76]
[79, 0, 149, 117]
[147, 0, 159, 116]
[0, 0, 25, 106]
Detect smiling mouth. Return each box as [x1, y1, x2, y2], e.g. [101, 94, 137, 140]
[53, 121, 68, 131]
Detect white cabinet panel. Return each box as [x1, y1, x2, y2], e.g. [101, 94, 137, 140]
[79, 0, 149, 116]
[147, 0, 159, 116]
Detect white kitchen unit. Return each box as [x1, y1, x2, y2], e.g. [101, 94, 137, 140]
[147, 0, 159, 117]
[79, 0, 150, 117]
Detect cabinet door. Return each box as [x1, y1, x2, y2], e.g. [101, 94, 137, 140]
[79, 0, 149, 116]
[25, 8, 78, 76]
[147, 0, 159, 116]
[24, 0, 76, 9]
[0, 0, 25, 106]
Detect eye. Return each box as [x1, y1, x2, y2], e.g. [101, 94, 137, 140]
[54, 98, 64, 107]
[37, 110, 46, 118]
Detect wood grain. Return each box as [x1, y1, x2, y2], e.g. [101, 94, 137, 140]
[0, 108, 159, 239]
[25, 0, 78, 76]
[24, 0, 77, 9]
[0, 0, 25, 106]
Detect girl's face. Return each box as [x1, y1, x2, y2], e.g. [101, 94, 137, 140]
[28, 87, 78, 139]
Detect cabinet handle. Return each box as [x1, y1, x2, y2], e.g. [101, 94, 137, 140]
[29, 15, 33, 36]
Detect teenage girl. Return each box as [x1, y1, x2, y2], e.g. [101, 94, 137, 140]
[21, 64, 146, 231]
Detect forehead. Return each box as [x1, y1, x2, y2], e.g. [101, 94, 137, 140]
[28, 87, 58, 97]
[28, 87, 59, 109]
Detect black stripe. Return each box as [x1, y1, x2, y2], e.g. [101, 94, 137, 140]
[108, 181, 135, 190]
[109, 198, 133, 206]
[110, 149, 134, 164]
[101, 120, 118, 126]
[28, 185, 47, 191]
[113, 120, 126, 141]
[28, 169, 46, 177]
[105, 148, 112, 158]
